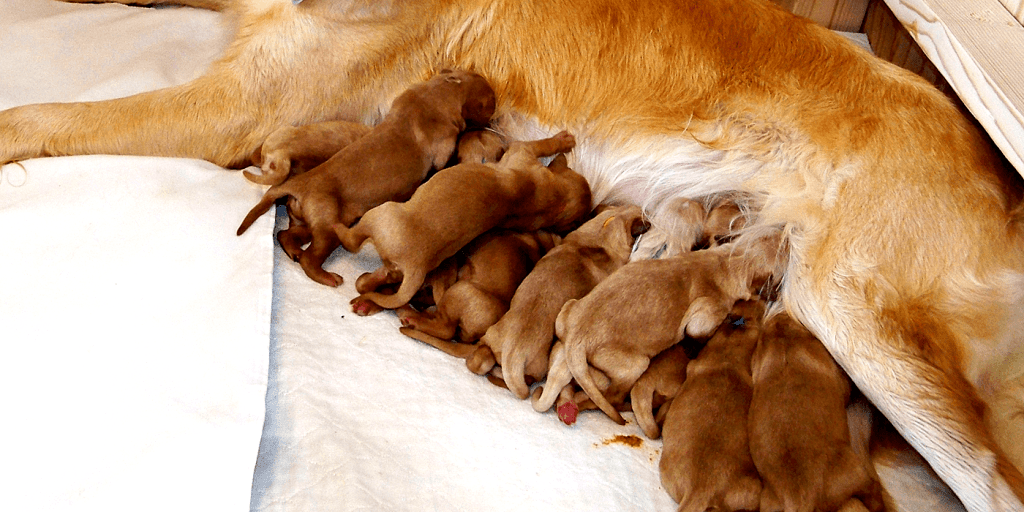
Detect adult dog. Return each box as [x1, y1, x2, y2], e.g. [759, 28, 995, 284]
[3, 0, 1024, 510]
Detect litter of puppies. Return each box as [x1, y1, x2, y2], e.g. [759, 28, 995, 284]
[237, 71, 889, 511]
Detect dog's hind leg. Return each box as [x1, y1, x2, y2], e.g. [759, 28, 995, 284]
[787, 277, 1024, 512]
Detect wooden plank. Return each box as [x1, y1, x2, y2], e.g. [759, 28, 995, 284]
[883, 0, 1024, 175]
[773, 0, 870, 31]
[996, 0, 1024, 25]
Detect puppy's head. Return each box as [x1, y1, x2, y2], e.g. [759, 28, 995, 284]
[438, 69, 497, 127]
[456, 129, 506, 163]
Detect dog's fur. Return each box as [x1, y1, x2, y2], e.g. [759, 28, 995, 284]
[236, 69, 495, 286]
[340, 131, 591, 311]
[5, 0, 1024, 507]
[658, 299, 766, 512]
[397, 229, 557, 355]
[488, 204, 649, 400]
[540, 228, 788, 425]
[629, 343, 691, 440]
[245, 120, 371, 185]
[749, 310, 885, 512]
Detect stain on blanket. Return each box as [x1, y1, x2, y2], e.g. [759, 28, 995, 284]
[600, 435, 643, 448]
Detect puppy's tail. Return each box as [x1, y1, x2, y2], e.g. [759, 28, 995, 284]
[237, 188, 287, 235]
[629, 378, 661, 439]
[531, 341, 573, 413]
[399, 327, 476, 358]
[501, 341, 538, 400]
[358, 268, 427, 311]
[566, 340, 624, 425]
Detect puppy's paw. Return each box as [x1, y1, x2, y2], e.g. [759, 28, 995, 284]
[351, 297, 384, 316]
[557, 400, 579, 425]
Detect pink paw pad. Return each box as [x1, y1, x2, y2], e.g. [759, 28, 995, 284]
[557, 401, 579, 425]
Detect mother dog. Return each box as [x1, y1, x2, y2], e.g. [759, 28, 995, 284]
[3, 0, 1023, 510]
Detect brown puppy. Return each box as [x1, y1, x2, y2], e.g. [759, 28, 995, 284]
[629, 343, 691, 440]
[699, 199, 747, 248]
[487, 204, 648, 400]
[236, 69, 496, 286]
[340, 131, 591, 311]
[245, 120, 372, 185]
[456, 129, 507, 165]
[397, 229, 558, 347]
[538, 229, 788, 424]
[659, 299, 766, 512]
[749, 311, 885, 512]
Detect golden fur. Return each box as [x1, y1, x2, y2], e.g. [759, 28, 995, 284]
[4, 0, 1024, 508]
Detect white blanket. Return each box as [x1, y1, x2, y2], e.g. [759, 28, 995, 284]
[0, 2, 970, 511]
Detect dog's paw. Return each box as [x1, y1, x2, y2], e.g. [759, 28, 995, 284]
[351, 297, 384, 316]
[557, 401, 579, 425]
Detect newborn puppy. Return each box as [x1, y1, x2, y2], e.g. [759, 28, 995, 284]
[699, 199, 747, 248]
[487, 204, 649, 401]
[749, 311, 885, 512]
[397, 228, 557, 344]
[244, 120, 372, 185]
[340, 131, 591, 312]
[629, 343, 691, 439]
[659, 300, 766, 512]
[538, 229, 788, 424]
[236, 69, 496, 286]
[456, 129, 506, 164]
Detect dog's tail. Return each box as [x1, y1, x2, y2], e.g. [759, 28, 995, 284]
[399, 326, 476, 358]
[629, 377, 661, 439]
[559, 299, 625, 425]
[237, 188, 287, 235]
[531, 341, 573, 413]
[503, 348, 534, 401]
[357, 267, 427, 311]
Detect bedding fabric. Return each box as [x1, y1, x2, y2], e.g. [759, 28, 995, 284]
[0, 2, 970, 511]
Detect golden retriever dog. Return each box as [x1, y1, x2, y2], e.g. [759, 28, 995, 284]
[539, 228, 788, 425]
[658, 299, 766, 512]
[339, 131, 591, 311]
[5, 0, 1024, 508]
[749, 310, 885, 512]
[235, 69, 495, 286]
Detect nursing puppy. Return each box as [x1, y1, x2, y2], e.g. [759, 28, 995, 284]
[245, 120, 371, 185]
[7, 1, 1024, 507]
[397, 229, 558, 347]
[493, 204, 650, 400]
[749, 311, 885, 512]
[538, 228, 788, 425]
[659, 299, 766, 512]
[236, 69, 496, 286]
[340, 131, 591, 312]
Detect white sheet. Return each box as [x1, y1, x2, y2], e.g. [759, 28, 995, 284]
[0, 2, 973, 512]
[0, 2, 270, 511]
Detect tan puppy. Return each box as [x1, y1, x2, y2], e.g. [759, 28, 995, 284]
[488, 204, 649, 400]
[397, 229, 558, 344]
[699, 199, 747, 248]
[629, 343, 691, 440]
[659, 299, 766, 512]
[340, 131, 591, 311]
[456, 129, 507, 165]
[538, 229, 788, 425]
[7, 1, 1024, 506]
[245, 120, 372, 185]
[236, 69, 496, 286]
[749, 311, 885, 512]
